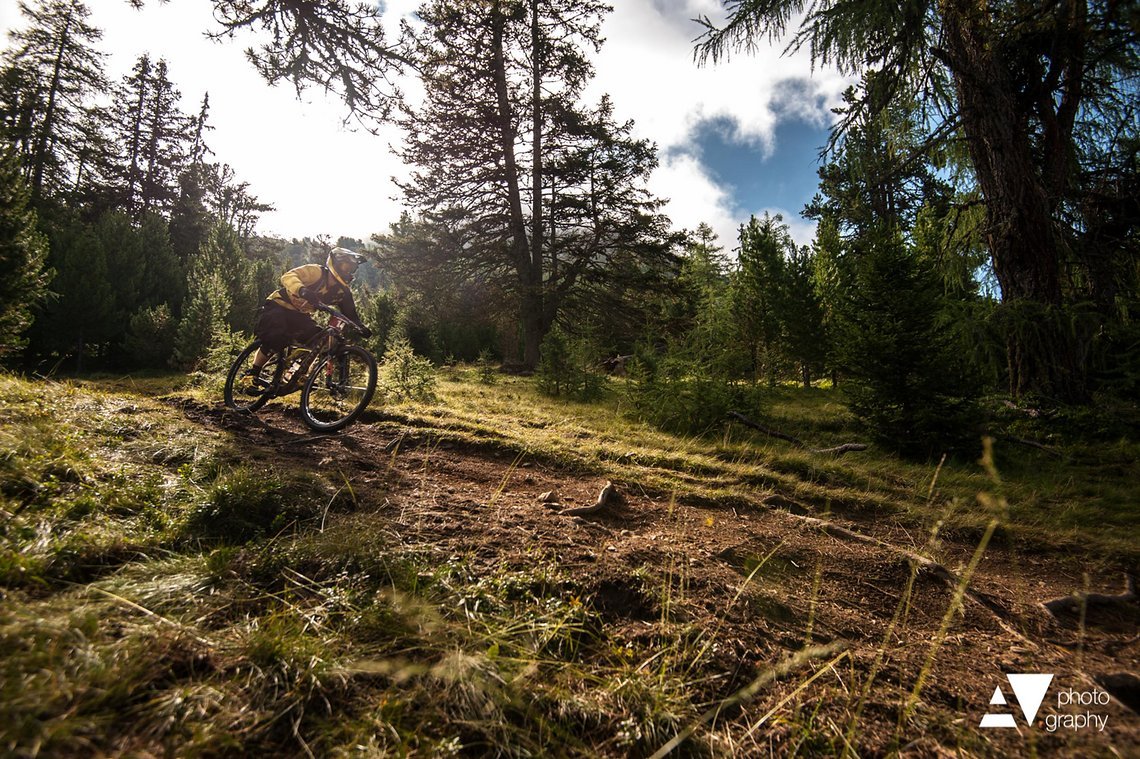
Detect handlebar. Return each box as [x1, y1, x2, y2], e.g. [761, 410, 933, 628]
[316, 303, 370, 336]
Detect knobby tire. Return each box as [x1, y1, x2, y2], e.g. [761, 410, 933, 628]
[299, 345, 378, 431]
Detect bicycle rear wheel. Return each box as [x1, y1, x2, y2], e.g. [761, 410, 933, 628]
[299, 346, 378, 431]
[223, 341, 284, 412]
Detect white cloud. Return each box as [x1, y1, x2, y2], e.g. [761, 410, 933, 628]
[650, 152, 740, 250]
[589, 2, 846, 151]
[3, 0, 844, 247]
[588, 1, 847, 249]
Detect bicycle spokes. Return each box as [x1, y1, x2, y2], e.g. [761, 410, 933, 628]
[300, 347, 378, 431]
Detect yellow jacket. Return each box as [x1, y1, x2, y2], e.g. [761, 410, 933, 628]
[266, 263, 358, 320]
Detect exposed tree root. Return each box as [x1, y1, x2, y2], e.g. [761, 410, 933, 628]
[562, 481, 616, 517]
[992, 433, 1063, 458]
[789, 513, 1029, 640]
[1042, 574, 1137, 617]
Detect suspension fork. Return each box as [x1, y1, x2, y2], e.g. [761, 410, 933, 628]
[325, 334, 337, 383]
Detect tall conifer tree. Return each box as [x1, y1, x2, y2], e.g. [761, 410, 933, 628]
[1, 0, 107, 202]
[0, 148, 49, 361]
[386, 0, 674, 368]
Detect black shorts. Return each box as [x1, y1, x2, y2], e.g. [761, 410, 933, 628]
[255, 302, 322, 354]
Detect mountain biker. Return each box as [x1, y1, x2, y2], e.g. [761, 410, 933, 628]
[245, 247, 370, 384]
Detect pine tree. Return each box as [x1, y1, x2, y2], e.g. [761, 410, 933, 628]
[209, 0, 404, 123]
[1, 0, 107, 201]
[732, 212, 791, 386]
[32, 213, 115, 371]
[782, 244, 828, 388]
[809, 218, 843, 386]
[203, 163, 273, 242]
[838, 233, 977, 455]
[637, 222, 725, 344]
[173, 223, 237, 369]
[387, 0, 674, 369]
[168, 94, 216, 267]
[138, 60, 188, 216]
[104, 56, 190, 217]
[807, 78, 978, 455]
[0, 148, 50, 361]
[110, 54, 151, 215]
[93, 210, 145, 323]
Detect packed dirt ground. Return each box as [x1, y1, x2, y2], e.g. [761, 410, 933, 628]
[181, 397, 1140, 757]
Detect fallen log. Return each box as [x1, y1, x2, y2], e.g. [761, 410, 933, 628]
[813, 443, 869, 455]
[728, 411, 806, 446]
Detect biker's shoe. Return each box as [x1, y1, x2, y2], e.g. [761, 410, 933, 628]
[242, 368, 268, 396]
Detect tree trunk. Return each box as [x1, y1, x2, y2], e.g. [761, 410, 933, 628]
[940, 0, 1087, 401]
[490, 1, 542, 368]
[527, 0, 545, 366]
[74, 331, 85, 374]
[31, 5, 73, 201]
[127, 58, 148, 215]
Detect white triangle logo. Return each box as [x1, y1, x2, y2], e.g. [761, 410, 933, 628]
[990, 687, 1006, 705]
[1007, 674, 1053, 724]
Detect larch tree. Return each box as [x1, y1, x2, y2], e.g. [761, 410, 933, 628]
[105, 56, 191, 217]
[110, 54, 151, 216]
[137, 60, 189, 216]
[200, 0, 408, 123]
[697, 0, 1140, 402]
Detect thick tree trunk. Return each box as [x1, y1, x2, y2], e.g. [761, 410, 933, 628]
[526, 0, 545, 368]
[490, 2, 542, 368]
[940, 0, 1087, 401]
[941, 1, 1061, 305]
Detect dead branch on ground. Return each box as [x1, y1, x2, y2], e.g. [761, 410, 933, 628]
[728, 411, 867, 455]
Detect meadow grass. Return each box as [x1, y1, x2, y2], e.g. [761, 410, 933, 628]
[363, 366, 1140, 561]
[1, 370, 1134, 756]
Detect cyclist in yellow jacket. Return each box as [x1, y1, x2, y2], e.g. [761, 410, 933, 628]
[245, 247, 369, 381]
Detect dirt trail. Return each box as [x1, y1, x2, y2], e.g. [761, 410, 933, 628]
[182, 400, 1140, 756]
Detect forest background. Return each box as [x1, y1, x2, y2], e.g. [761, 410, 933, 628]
[1, 1, 1139, 756]
[0, 0, 1137, 455]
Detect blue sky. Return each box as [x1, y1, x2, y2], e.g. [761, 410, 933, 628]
[678, 114, 831, 247]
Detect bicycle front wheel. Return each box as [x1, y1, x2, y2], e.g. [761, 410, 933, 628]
[300, 346, 378, 431]
[224, 341, 284, 412]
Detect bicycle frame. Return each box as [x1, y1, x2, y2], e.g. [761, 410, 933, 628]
[274, 306, 367, 397]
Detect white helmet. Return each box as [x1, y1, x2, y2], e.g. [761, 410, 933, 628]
[327, 247, 366, 284]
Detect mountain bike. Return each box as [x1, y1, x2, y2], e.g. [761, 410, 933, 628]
[223, 305, 378, 432]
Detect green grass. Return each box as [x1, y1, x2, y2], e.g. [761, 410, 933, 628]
[1, 369, 1135, 756]
[359, 367, 1140, 560]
